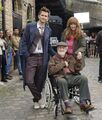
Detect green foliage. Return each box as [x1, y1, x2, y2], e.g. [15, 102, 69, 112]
[0, 3, 3, 12]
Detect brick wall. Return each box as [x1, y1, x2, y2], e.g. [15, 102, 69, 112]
[4, 0, 35, 30]
[0, 0, 2, 29]
[4, 0, 13, 30]
[22, 0, 35, 28]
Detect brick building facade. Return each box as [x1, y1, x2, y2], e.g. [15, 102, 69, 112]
[1, 0, 35, 31]
[0, 0, 2, 29]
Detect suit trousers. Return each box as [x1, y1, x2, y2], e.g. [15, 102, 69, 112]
[56, 74, 91, 102]
[25, 54, 44, 102]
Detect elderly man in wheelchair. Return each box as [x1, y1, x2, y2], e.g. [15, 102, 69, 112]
[48, 42, 94, 114]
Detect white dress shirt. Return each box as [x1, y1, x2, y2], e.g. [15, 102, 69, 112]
[34, 23, 45, 53]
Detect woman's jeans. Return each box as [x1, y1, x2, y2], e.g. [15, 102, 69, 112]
[6, 52, 12, 75]
[14, 50, 22, 75]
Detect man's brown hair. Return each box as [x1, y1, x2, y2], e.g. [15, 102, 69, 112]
[38, 6, 50, 16]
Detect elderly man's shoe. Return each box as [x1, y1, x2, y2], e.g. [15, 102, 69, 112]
[80, 103, 94, 112]
[98, 79, 102, 83]
[64, 106, 73, 114]
[1, 79, 8, 82]
[5, 75, 12, 80]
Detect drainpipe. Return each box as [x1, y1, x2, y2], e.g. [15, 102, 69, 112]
[1, 0, 5, 32]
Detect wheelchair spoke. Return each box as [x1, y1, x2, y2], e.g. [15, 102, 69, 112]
[44, 80, 54, 111]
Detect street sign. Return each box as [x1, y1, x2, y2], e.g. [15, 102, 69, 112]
[74, 12, 90, 23]
[50, 37, 58, 46]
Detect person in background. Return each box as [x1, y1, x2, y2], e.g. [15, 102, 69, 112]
[61, 17, 86, 69]
[89, 32, 96, 58]
[19, 28, 26, 89]
[5, 29, 13, 80]
[84, 33, 90, 58]
[0, 30, 7, 82]
[19, 29, 25, 78]
[12, 28, 22, 80]
[0, 32, 3, 84]
[48, 41, 94, 114]
[96, 30, 102, 83]
[21, 6, 55, 109]
[0, 30, 4, 83]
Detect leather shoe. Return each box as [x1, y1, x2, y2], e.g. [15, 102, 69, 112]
[80, 103, 94, 111]
[98, 79, 102, 83]
[64, 106, 73, 114]
[5, 76, 12, 80]
[1, 79, 8, 82]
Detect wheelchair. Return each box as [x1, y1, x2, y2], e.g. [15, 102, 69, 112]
[46, 75, 80, 119]
[43, 73, 92, 119]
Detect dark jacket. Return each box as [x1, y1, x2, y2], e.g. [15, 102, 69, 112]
[96, 30, 102, 54]
[20, 22, 55, 85]
[48, 53, 82, 78]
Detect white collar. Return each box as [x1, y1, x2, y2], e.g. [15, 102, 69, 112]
[37, 22, 45, 29]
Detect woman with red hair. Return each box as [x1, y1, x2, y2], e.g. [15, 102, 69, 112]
[61, 17, 86, 68]
[59, 17, 95, 112]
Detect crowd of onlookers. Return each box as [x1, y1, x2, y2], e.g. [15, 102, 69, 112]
[85, 32, 99, 58]
[0, 28, 23, 85]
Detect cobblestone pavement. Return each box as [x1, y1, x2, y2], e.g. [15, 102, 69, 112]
[0, 58, 101, 120]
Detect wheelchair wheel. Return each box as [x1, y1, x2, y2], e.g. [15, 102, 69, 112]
[54, 104, 58, 119]
[68, 86, 80, 103]
[73, 96, 80, 104]
[44, 79, 53, 111]
[54, 99, 64, 119]
[53, 89, 64, 118]
[73, 87, 80, 104]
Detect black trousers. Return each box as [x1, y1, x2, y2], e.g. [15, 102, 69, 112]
[99, 54, 102, 80]
[25, 54, 44, 102]
[1, 51, 6, 81]
[0, 55, 2, 76]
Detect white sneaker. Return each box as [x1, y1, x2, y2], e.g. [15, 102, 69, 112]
[38, 89, 46, 109]
[40, 103, 46, 109]
[41, 104, 46, 109]
[39, 99, 46, 109]
[0, 82, 4, 85]
[34, 102, 40, 109]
